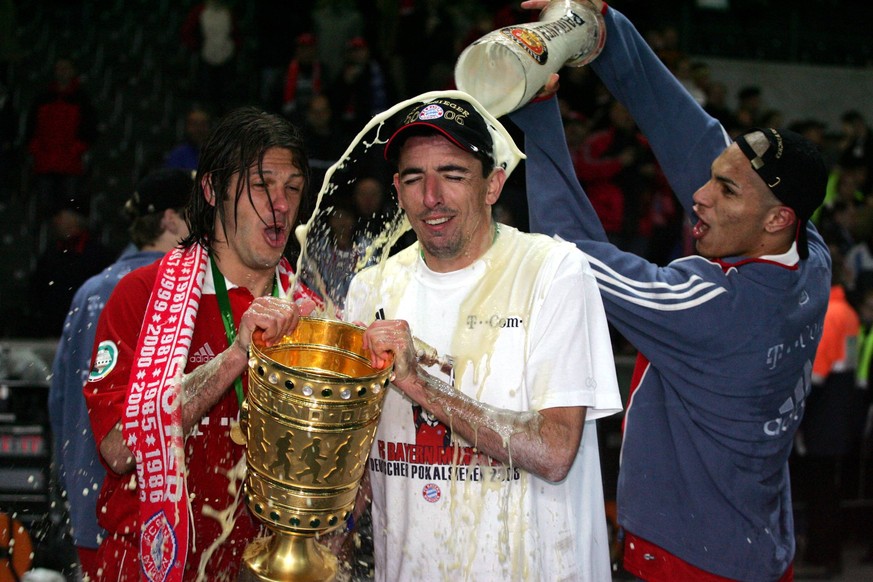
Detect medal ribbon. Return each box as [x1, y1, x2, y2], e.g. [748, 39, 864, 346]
[210, 256, 278, 406]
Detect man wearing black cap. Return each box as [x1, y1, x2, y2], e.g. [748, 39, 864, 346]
[510, 1, 831, 580]
[48, 168, 192, 581]
[342, 94, 623, 581]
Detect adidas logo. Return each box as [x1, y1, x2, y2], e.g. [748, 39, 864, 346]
[189, 343, 216, 363]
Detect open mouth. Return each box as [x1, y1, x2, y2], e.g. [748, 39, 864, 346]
[264, 224, 287, 246]
[692, 219, 709, 240]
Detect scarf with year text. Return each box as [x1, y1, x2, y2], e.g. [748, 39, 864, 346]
[121, 244, 308, 581]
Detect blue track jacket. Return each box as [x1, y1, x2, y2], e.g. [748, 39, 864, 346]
[510, 6, 831, 580]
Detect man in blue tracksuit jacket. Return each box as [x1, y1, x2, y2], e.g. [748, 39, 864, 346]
[511, 2, 831, 580]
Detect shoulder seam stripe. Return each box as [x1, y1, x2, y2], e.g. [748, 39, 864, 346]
[598, 284, 728, 311]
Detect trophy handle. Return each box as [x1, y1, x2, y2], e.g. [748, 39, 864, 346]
[230, 399, 248, 445]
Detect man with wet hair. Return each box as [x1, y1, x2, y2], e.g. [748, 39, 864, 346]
[85, 107, 318, 581]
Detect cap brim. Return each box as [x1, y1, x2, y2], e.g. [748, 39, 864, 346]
[384, 121, 480, 163]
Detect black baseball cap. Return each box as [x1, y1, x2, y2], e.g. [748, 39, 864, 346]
[127, 168, 194, 216]
[735, 127, 827, 259]
[384, 97, 494, 166]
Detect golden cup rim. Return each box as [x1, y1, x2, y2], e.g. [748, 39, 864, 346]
[250, 316, 393, 383]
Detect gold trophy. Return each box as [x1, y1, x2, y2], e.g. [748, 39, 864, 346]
[237, 317, 392, 582]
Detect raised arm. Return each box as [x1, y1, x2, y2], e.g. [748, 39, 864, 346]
[511, 95, 609, 244]
[587, 4, 729, 210]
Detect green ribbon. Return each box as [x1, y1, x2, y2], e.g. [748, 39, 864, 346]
[210, 255, 278, 406]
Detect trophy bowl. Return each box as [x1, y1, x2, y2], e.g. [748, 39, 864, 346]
[239, 317, 392, 582]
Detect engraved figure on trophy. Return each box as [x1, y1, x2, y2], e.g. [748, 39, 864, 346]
[296, 437, 328, 484]
[268, 431, 296, 480]
[238, 318, 393, 581]
[324, 435, 355, 482]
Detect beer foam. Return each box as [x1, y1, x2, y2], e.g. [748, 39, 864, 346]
[288, 91, 524, 319]
[196, 457, 246, 581]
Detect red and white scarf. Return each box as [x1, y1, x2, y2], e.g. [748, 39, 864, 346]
[122, 245, 206, 582]
[121, 245, 319, 581]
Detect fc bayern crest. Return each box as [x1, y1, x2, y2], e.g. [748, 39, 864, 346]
[418, 104, 445, 121]
[422, 482, 441, 503]
[141, 510, 178, 582]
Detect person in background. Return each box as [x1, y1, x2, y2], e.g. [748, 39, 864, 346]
[307, 202, 359, 307]
[181, 0, 241, 114]
[513, 1, 830, 579]
[253, 0, 314, 112]
[28, 207, 114, 336]
[735, 84, 764, 130]
[49, 168, 193, 581]
[671, 55, 706, 106]
[351, 174, 387, 225]
[853, 287, 873, 565]
[26, 57, 97, 215]
[328, 36, 389, 135]
[163, 105, 211, 172]
[791, 242, 859, 578]
[574, 98, 664, 258]
[839, 110, 873, 195]
[789, 118, 828, 156]
[298, 93, 348, 191]
[84, 107, 318, 581]
[281, 32, 323, 125]
[703, 80, 739, 135]
[311, 0, 363, 84]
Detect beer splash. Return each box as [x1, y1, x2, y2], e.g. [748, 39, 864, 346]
[196, 457, 247, 582]
[287, 90, 523, 319]
[289, 107, 407, 319]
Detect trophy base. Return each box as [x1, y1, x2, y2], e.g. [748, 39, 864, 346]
[239, 534, 339, 582]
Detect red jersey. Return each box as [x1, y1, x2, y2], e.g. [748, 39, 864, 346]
[85, 259, 305, 581]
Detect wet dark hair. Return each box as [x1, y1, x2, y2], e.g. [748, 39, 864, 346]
[181, 106, 311, 251]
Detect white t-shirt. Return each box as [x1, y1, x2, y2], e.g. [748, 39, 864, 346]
[345, 225, 622, 582]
